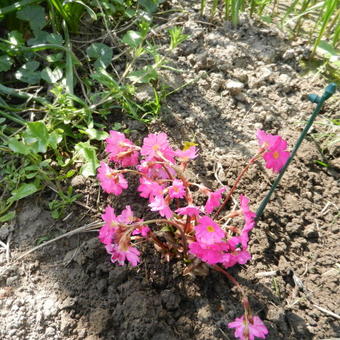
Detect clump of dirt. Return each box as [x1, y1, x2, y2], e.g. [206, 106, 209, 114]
[0, 3, 339, 340]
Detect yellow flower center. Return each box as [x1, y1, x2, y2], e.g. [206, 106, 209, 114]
[152, 144, 160, 151]
[273, 151, 280, 159]
[106, 171, 114, 178]
[207, 225, 215, 232]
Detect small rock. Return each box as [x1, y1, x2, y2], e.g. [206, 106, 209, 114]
[225, 80, 244, 95]
[43, 297, 59, 318]
[283, 49, 295, 60]
[134, 84, 154, 102]
[0, 224, 10, 241]
[60, 296, 76, 309]
[303, 225, 319, 239]
[6, 276, 18, 286]
[71, 175, 86, 187]
[45, 327, 55, 336]
[197, 305, 212, 321]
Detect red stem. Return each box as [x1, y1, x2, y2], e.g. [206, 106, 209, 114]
[214, 153, 262, 219]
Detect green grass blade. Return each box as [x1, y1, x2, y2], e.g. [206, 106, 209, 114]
[200, 0, 207, 15]
[0, 0, 42, 16]
[312, 0, 338, 56]
[62, 20, 74, 96]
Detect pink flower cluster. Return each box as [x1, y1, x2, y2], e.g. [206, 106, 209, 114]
[257, 130, 290, 173]
[188, 195, 256, 268]
[96, 129, 290, 340]
[98, 205, 149, 266]
[228, 314, 268, 340]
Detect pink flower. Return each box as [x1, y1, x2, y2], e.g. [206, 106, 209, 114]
[99, 206, 119, 245]
[195, 216, 225, 244]
[228, 315, 268, 340]
[168, 179, 186, 199]
[175, 146, 198, 162]
[204, 187, 226, 214]
[256, 130, 278, 149]
[138, 177, 164, 199]
[132, 225, 150, 237]
[141, 132, 175, 161]
[105, 130, 139, 167]
[149, 195, 173, 219]
[239, 195, 256, 232]
[97, 162, 128, 195]
[263, 148, 290, 173]
[256, 130, 290, 173]
[99, 225, 116, 245]
[137, 160, 176, 180]
[189, 241, 229, 264]
[117, 205, 134, 224]
[176, 205, 201, 217]
[223, 236, 251, 268]
[105, 244, 140, 267]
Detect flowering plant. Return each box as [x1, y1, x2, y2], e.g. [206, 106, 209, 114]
[97, 129, 290, 340]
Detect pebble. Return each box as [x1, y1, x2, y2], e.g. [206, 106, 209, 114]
[225, 80, 244, 95]
[283, 49, 295, 60]
[6, 276, 18, 286]
[45, 327, 56, 336]
[303, 225, 319, 239]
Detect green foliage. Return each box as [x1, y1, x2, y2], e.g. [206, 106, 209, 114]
[0, 0, 188, 222]
[49, 186, 80, 219]
[168, 27, 188, 49]
[86, 43, 113, 70]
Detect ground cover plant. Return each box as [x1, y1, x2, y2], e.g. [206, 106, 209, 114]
[96, 129, 293, 339]
[0, 0, 180, 221]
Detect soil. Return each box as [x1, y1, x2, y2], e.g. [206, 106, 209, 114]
[0, 2, 339, 340]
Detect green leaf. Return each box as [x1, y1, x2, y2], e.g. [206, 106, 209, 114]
[7, 30, 25, 47]
[127, 66, 158, 83]
[72, 0, 97, 20]
[15, 61, 41, 84]
[41, 67, 63, 83]
[46, 33, 64, 45]
[23, 121, 49, 153]
[317, 40, 338, 57]
[27, 31, 50, 46]
[0, 55, 13, 72]
[16, 5, 46, 35]
[7, 183, 39, 205]
[122, 30, 143, 48]
[46, 52, 64, 63]
[74, 142, 99, 177]
[138, 0, 161, 13]
[315, 160, 329, 167]
[84, 127, 109, 140]
[0, 211, 16, 223]
[48, 130, 63, 150]
[8, 138, 30, 155]
[86, 43, 113, 69]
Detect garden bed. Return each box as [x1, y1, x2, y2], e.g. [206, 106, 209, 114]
[0, 2, 339, 340]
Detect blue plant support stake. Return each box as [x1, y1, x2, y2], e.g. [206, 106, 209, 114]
[256, 83, 337, 221]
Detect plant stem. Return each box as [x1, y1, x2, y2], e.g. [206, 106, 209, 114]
[212, 264, 246, 297]
[214, 153, 262, 219]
